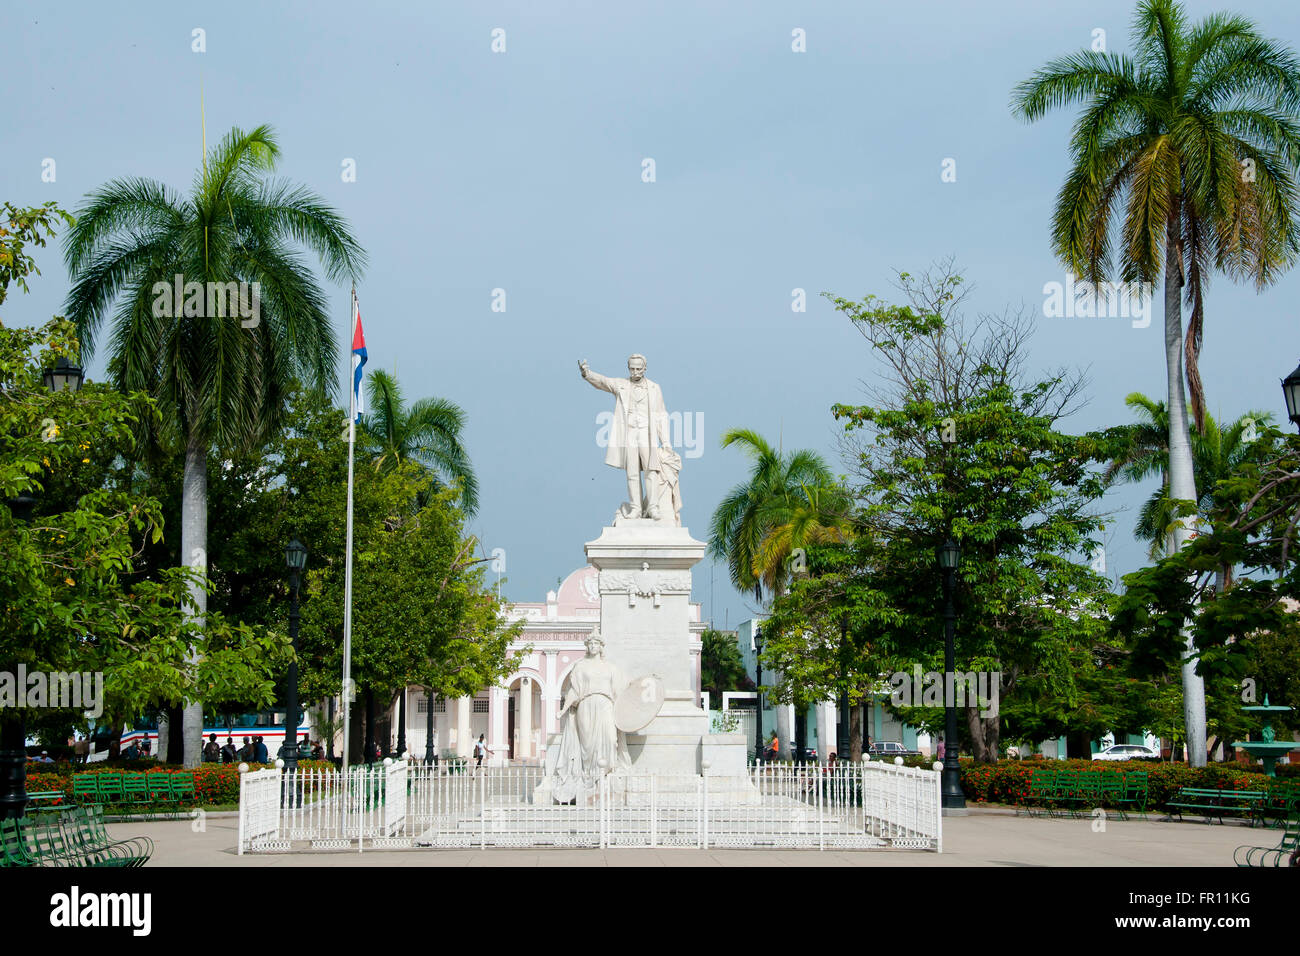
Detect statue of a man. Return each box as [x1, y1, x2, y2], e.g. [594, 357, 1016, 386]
[552, 630, 631, 803]
[578, 354, 676, 522]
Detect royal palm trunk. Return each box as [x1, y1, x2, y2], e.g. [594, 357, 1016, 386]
[180, 435, 208, 768]
[1164, 206, 1207, 767]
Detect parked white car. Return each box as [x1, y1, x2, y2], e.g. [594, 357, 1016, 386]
[1093, 744, 1159, 761]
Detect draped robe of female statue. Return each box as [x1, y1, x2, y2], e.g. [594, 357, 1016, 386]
[552, 646, 631, 803]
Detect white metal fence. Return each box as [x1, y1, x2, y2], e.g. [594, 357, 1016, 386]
[238, 759, 941, 854]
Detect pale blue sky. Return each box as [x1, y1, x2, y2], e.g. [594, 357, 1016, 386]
[5, 1, 1300, 628]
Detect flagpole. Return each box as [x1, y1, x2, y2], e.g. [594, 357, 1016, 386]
[341, 285, 357, 787]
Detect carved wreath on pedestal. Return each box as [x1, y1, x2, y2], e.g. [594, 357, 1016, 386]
[599, 563, 692, 607]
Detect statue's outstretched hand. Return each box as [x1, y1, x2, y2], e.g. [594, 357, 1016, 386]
[578, 359, 589, 379]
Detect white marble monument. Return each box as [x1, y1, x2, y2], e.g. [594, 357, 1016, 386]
[565, 354, 747, 780]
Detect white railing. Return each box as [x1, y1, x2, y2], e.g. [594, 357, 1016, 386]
[238, 760, 942, 853]
[237, 768, 284, 854]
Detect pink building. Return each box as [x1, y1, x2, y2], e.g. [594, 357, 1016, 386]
[394, 566, 705, 763]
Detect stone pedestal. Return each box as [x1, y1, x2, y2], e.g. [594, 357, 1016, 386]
[585, 518, 713, 775]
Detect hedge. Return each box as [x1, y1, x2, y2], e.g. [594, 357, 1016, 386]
[957, 758, 1299, 809]
[22, 761, 338, 807]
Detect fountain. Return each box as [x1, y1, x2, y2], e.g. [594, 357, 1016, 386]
[1232, 695, 1296, 778]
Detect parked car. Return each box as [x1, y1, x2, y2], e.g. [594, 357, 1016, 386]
[868, 741, 919, 758]
[1093, 744, 1159, 761]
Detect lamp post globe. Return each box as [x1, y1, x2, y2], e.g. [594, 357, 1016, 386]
[937, 537, 966, 811]
[42, 356, 85, 394]
[1282, 360, 1300, 431]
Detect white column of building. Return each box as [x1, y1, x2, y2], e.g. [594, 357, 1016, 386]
[519, 677, 532, 759]
[819, 701, 837, 757]
[489, 686, 507, 763]
[456, 696, 471, 757]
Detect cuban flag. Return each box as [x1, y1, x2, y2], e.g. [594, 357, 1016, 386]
[351, 292, 367, 424]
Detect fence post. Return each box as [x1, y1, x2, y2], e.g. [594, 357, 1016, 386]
[479, 762, 487, 850]
[700, 770, 709, 850]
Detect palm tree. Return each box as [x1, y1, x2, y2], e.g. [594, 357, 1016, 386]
[708, 428, 845, 603]
[359, 369, 478, 515]
[63, 125, 365, 766]
[1012, 0, 1300, 765]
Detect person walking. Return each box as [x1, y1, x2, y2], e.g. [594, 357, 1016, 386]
[473, 734, 491, 771]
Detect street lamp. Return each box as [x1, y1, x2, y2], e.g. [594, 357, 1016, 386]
[1, 359, 85, 822]
[753, 626, 764, 764]
[1282, 360, 1300, 431]
[42, 357, 84, 394]
[424, 689, 437, 766]
[282, 538, 307, 775]
[937, 537, 966, 811]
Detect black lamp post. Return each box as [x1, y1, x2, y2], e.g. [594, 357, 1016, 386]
[424, 688, 437, 765]
[1, 358, 84, 822]
[938, 537, 966, 810]
[753, 626, 764, 764]
[1282, 360, 1300, 432]
[283, 538, 307, 774]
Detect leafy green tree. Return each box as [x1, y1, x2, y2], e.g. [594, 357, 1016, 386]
[813, 266, 1122, 761]
[360, 368, 478, 515]
[1112, 422, 1300, 743]
[1, 317, 287, 809]
[62, 125, 366, 765]
[1012, 0, 1300, 765]
[198, 384, 517, 761]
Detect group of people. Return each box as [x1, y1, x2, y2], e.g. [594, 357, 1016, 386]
[200, 733, 324, 764]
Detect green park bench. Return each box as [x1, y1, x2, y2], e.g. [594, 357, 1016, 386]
[1120, 770, 1149, 816]
[27, 791, 66, 809]
[61, 806, 152, 866]
[147, 773, 178, 812]
[1023, 769, 1056, 816]
[72, 774, 101, 805]
[96, 773, 124, 805]
[1166, 787, 1265, 824]
[171, 772, 196, 805]
[0, 812, 141, 867]
[1252, 783, 1300, 827]
[1234, 813, 1299, 867]
[121, 773, 153, 817]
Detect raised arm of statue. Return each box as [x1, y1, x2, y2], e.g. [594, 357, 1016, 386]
[578, 359, 614, 393]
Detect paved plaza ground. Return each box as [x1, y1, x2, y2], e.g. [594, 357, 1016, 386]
[112, 809, 1254, 866]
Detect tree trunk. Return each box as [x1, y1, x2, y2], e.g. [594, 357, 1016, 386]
[156, 712, 169, 762]
[1164, 209, 1207, 767]
[966, 708, 999, 762]
[180, 434, 208, 768]
[1066, 731, 1093, 760]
